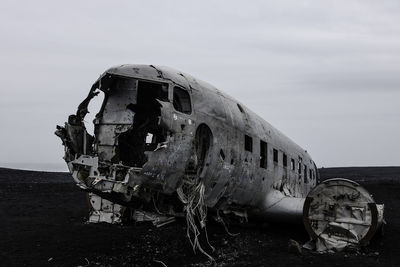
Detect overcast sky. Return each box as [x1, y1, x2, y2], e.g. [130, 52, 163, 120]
[0, 0, 399, 171]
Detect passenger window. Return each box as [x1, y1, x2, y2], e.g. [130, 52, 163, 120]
[260, 141, 268, 168]
[273, 149, 278, 163]
[173, 87, 192, 114]
[298, 157, 302, 174]
[245, 135, 253, 152]
[304, 165, 308, 179]
[291, 158, 295, 171]
[283, 153, 287, 167]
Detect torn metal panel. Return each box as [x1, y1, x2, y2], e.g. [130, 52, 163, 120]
[132, 210, 176, 227]
[88, 193, 124, 224]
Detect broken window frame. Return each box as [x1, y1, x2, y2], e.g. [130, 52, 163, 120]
[137, 80, 169, 102]
[173, 86, 192, 115]
[111, 77, 170, 166]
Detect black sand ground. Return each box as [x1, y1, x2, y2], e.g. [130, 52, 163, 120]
[1, 167, 399, 266]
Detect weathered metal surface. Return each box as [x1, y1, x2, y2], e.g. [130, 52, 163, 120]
[55, 64, 382, 254]
[303, 178, 384, 252]
[88, 193, 124, 224]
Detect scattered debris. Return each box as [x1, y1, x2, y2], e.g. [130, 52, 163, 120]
[132, 210, 175, 227]
[288, 239, 303, 255]
[153, 259, 168, 267]
[88, 193, 124, 224]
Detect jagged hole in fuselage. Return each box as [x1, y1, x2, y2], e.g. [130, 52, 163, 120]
[96, 76, 169, 168]
[118, 80, 168, 167]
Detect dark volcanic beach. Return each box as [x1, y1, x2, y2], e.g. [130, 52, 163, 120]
[1, 167, 399, 266]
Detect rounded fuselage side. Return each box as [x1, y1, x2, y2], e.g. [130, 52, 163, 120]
[185, 80, 317, 213]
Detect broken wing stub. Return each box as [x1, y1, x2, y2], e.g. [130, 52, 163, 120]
[303, 178, 385, 253]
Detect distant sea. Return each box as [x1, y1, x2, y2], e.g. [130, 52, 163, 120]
[0, 162, 68, 172]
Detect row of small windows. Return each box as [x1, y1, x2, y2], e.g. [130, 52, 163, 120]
[244, 135, 315, 180]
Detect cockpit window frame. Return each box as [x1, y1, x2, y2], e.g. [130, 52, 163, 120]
[173, 86, 192, 115]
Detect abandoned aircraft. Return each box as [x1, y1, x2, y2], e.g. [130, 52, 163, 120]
[56, 64, 384, 254]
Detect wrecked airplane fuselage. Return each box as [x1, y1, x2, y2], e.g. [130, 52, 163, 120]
[56, 64, 383, 253]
